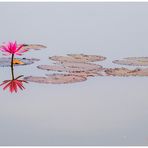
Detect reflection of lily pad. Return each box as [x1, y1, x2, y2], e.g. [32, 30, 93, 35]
[37, 62, 102, 73]
[24, 74, 87, 84]
[49, 54, 106, 63]
[0, 58, 40, 67]
[113, 57, 148, 66]
[22, 44, 47, 50]
[105, 67, 148, 76]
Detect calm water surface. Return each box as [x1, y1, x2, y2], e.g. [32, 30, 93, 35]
[0, 2, 148, 146]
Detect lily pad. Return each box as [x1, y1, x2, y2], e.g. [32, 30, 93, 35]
[67, 54, 106, 61]
[49, 54, 106, 63]
[105, 67, 148, 76]
[22, 44, 47, 50]
[24, 74, 87, 84]
[0, 58, 40, 67]
[70, 71, 103, 77]
[37, 62, 102, 73]
[113, 57, 148, 66]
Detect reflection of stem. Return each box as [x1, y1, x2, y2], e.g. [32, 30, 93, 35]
[15, 75, 24, 80]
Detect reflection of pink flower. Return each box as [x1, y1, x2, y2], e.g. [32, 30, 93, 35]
[0, 41, 28, 56]
[0, 76, 27, 93]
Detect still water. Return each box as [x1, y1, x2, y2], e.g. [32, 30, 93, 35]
[0, 2, 148, 146]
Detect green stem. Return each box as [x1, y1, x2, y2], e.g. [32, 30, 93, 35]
[11, 54, 14, 80]
[11, 54, 14, 67]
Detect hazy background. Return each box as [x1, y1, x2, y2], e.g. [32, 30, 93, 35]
[0, 2, 148, 146]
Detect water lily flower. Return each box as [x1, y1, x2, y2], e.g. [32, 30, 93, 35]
[0, 41, 28, 67]
[0, 76, 28, 93]
[0, 41, 28, 56]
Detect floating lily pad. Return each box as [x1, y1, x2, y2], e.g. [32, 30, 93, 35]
[24, 74, 87, 84]
[113, 57, 148, 66]
[70, 71, 103, 77]
[22, 44, 47, 50]
[67, 54, 106, 61]
[37, 62, 102, 73]
[61, 62, 102, 70]
[0, 58, 40, 67]
[105, 67, 148, 76]
[49, 54, 106, 63]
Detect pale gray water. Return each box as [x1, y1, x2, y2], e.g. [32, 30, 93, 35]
[0, 2, 148, 146]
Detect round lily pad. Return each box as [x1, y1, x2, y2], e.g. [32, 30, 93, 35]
[70, 71, 103, 77]
[113, 57, 148, 66]
[22, 44, 47, 50]
[67, 54, 106, 61]
[0, 58, 40, 67]
[61, 62, 102, 71]
[105, 67, 148, 76]
[49, 54, 106, 63]
[24, 74, 87, 84]
[37, 62, 102, 73]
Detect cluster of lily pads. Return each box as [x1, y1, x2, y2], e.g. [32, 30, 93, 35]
[24, 54, 106, 84]
[106, 57, 148, 76]
[24, 54, 148, 84]
[0, 41, 148, 93]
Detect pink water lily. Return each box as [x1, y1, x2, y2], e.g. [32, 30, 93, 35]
[0, 41, 28, 56]
[0, 41, 28, 67]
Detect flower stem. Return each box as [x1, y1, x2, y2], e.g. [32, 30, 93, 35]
[11, 54, 14, 67]
[11, 54, 14, 80]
